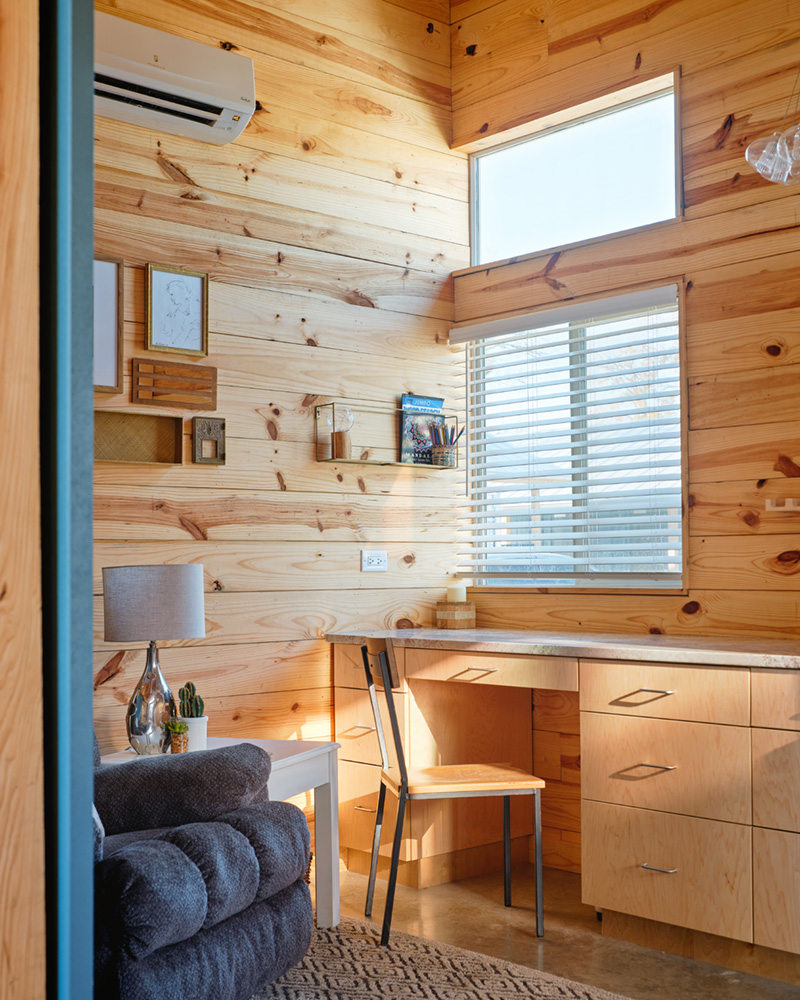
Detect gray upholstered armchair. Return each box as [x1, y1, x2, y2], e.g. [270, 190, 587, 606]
[93, 737, 313, 1000]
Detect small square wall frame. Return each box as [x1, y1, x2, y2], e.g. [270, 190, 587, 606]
[94, 410, 183, 464]
[192, 416, 226, 465]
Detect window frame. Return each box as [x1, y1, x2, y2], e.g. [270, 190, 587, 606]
[456, 282, 689, 595]
[468, 74, 682, 268]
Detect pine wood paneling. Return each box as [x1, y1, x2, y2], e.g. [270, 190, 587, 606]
[0, 0, 45, 993]
[689, 366, 800, 431]
[94, 0, 468, 851]
[108, 0, 451, 70]
[95, 115, 467, 207]
[453, 195, 800, 323]
[104, 0, 452, 107]
[114, 267, 457, 361]
[93, 589, 442, 649]
[689, 535, 800, 591]
[472, 590, 800, 639]
[688, 480, 800, 537]
[94, 540, 459, 592]
[94, 442, 461, 497]
[95, 173, 466, 276]
[96, 211, 459, 320]
[451, 0, 798, 148]
[93, 485, 458, 543]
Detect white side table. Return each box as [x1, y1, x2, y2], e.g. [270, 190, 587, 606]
[101, 736, 341, 928]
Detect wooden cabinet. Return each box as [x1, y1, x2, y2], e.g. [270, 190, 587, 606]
[581, 712, 751, 824]
[752, 668, 800, 731]
[580, 659, 754, 943]
[582, 800, 752, 942]
[751, 669, 800, 955]
[405, 647, 578, 691]
[752, 727, 800, 832]
[753, 827, 800, 954]
[332, 635, 800, 965]
[580, 658, 749, 725]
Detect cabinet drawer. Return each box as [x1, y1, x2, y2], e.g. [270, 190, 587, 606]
[754, 827, 800, 953]
[753, 728, 800, 832]
[333, 643, 368, 690]
[405, 648, 578, 691]
[579, 659, 749, 725]
[335, 686, 381, 765]
[752, 669, 800, 731]
[335, 685, 407, 766]
[582, 800, 752, 942]
[581, 713, 751, 823]
[338, 760, 413, 862]
[338, 759, 383, 854]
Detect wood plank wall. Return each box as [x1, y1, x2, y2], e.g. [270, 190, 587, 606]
[451, 0, 800, 637]
[0, 0, 46, 995]
[451, 0, 800, 870]
[91, 0, 470, 824]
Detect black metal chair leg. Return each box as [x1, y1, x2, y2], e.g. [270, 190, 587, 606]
[380, 789, 407, 946]
[365, 782, 387, 918]
[503, 795, 511, 907]
[534, 788, 544, 937]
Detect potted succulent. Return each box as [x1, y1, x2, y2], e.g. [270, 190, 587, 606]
[165, 717, 189, 754]
[179, 681, 208, 752]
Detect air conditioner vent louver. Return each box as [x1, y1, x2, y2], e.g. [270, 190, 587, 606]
[94, 12, 255, 145]
[95, 77, 220, 127]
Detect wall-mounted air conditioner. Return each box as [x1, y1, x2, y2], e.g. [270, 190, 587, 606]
[94, 12, 255, 145]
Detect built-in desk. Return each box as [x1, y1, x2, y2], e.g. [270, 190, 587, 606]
[327, 628, 800, 985]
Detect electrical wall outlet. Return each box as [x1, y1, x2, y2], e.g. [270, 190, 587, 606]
[361, 550, 388, 572]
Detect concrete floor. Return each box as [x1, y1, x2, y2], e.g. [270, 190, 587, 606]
[336, 864, 800, 1000]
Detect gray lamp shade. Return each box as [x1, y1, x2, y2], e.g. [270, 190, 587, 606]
[102, 564, 206, 642]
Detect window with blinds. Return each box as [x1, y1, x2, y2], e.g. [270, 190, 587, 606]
[454, 286, 683, 589]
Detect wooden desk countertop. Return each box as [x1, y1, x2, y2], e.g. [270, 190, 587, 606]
[325, 627, 800, 670]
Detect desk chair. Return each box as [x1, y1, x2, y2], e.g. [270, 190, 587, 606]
[360, 644, 545, 946]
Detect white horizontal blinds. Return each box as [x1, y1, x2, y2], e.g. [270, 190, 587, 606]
[460, 287, 682, 587]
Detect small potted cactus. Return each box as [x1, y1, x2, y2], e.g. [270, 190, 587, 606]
[179, 681, 208, 752]
[165, 717, 189, 754]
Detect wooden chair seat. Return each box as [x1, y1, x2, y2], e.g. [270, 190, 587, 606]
[382, 762, 546, 798]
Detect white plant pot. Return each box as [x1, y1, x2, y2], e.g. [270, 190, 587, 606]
[184, 716, 208, 752]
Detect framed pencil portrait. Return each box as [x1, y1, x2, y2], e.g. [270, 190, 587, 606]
[146, 263, 209, 358]
[93, 256, 124, 393]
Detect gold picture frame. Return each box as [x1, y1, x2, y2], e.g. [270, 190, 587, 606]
[146, 263, 209, 358]
[93, 256, 124, 393]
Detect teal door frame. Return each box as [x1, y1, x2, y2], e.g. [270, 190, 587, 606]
[40, 0, 95, 995]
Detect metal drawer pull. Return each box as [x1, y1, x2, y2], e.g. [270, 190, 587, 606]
[354, 805, 377, 813]
[352, 724, 377, 732]
[641, 862, 678, 874]
[640, 688, 676, 695]
[638, 762, 677, 771]
[468, 666, 498, 672]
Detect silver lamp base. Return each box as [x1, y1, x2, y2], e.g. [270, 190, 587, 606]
[126, 641, 176, 755]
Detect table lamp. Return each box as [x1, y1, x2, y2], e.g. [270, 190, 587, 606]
[102, 564, 206, 755]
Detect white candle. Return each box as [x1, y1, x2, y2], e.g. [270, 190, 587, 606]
[447, 582, 467, 604]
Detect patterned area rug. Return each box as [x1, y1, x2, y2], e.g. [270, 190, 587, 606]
[251, 917, 634, 1000]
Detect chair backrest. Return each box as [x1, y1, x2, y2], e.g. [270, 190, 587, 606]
[360, 645, 408, 788]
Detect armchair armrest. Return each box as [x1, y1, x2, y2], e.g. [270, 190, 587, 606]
[95, 742, 272, 835]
